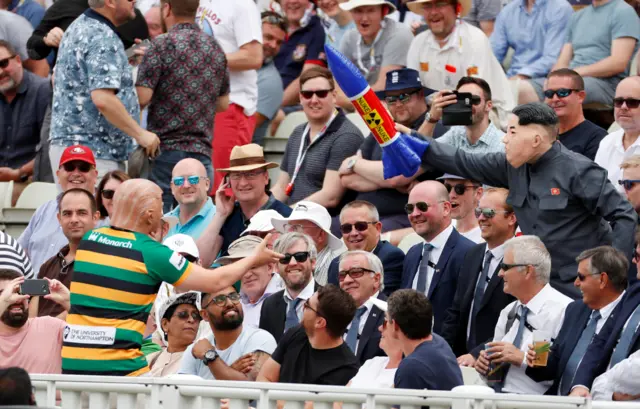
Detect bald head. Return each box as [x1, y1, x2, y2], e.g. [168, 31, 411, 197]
[412, 180, 450, 203]
[172, 158, 207, 178]
[171, 158, 210, 210]
[614, 77, 640, 132]
[407, 181, 452, 241]
[111, 179, 164, 236]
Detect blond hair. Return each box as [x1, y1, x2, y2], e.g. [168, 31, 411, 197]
[620, 155, 640, 170]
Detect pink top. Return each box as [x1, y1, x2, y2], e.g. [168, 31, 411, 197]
[0, 317, 65, 374]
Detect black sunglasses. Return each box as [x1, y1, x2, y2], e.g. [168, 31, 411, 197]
[499, 262, 530, 271]
[474, 207, 510, 219]
[101, 189, 115, 200]
[62, 161, 92, 173]
[576, 272, 601, 282]
[0, 55, 16, 69]
[300, 89, 333, 100]
[203, 292, 241, 309]
[340, 221, 377, 234]
[405, 201, 429, 214]
[338, 267, 376, 282]
[618, 179, 640, 191]
[174, 310, 202, 321]
[444, 183, 477, 195]
[384, 89, 420, 104]
[613, 98, 640, 109]
[543, 88, 582, 99]
[279, 251, 310, 264]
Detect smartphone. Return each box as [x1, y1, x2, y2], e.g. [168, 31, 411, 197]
[223, 175, 234, 198]
[125, 39, 151, 59]
[442, 91, 474, 126]
[19, 279, 50, 296]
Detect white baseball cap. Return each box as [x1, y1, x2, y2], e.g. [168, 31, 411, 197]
[271, 201, 343, 251]
[163, 234, 200, 260]
[241, 209, 281, 236]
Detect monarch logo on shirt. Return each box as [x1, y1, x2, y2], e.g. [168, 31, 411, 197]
[87, 232, 133, 249]
[293, 44, 307, 62]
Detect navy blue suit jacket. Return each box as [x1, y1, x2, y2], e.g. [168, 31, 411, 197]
[400, 228, 475, 334]
[327, 240, 405, 295]
[354, 292, 387, 365]
[572, 282, 640, 389]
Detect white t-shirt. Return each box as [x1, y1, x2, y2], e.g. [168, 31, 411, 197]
[457, 224, 485, 244]
[349, 356, 396, 389]
[196, 0, 262, 115]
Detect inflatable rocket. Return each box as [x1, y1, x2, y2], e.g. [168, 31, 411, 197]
[324, 44, 428, 179]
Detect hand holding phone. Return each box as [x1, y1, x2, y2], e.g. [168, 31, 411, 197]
[19, 279, 51, 296]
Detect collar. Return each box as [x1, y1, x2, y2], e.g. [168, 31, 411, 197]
[168, 197, 215, 225]
[520, 0, 547, 10]
[170, 22, 200, 32]
[411, 110, 428, 131]
[240, 274, 282, 305]
[84, 8, 118, 32]
[56, 245, 71, 260]
[284, 277, 316, 302]
[521, 283, 554, 315]
[530, 142, 560, 172]
[487, 241, 506, 261]
[361, 291, 379, 312]
[236, 194, 276, 225]
[476, 122, 498, 145]
[15, 70, 31, 95]
[427, 223, 454, 250]
[427, 20, 464, 54]
[616, 129, 640, 152]
[599, 291, 625, 322]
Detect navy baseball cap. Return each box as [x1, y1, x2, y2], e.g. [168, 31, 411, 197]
[376, 68, 436, 99]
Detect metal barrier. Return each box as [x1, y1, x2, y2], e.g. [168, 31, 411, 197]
[30, 375, 640, 409]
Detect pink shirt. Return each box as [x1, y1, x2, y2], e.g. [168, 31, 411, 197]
[0, 317, 65, 374]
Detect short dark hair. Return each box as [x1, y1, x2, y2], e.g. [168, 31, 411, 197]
[0, 40, 18, 57]
[161, 0, 199, 18]
[0, 367, 35, 406]
[261, 11, 288, 33]
[576, 246, 628, 292]
[512, 102, 559, 139]
[546, 68, 585, 90]
[96, 170, 130, 219]
[0, 269, 21, 282]
[456, 76, 492, 101]
[300, 66, 335, 90]
[387, 289, 433, 339]
[316, 284, 356, 339]
[59, 188, 98, 214]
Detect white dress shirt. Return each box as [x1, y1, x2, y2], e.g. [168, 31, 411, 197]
[241, 274, 285, 328]
[595, 129, 640, 193]
[593, 349, 640, 401]
[412, 224, 455, 295]
[596, 292, 625, 333]
[283, 277, 316, 321]
[343, 291, 380, 352]
[493, 284, 573, 395]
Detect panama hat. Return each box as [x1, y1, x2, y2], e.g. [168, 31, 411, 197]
[216, 144, 279, 173]
[407, 0, 471, 17]
[340, 0, 397, 13]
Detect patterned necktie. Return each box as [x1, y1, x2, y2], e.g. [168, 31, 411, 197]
[493, 305, 529, 392]
[416, 243, 435, 294]
[610, 305, 640, 368]
[284, 298, 303, 331]
[560, 310, 601, 395]
[346, 306, 367, 352]
[469, 251, 494, 348]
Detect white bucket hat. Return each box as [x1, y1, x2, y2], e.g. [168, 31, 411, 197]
[340, 0, 397, 13]
[241, 209, 282, 236]
[163, 234, 200, 261]
[271, 201, 344, 251]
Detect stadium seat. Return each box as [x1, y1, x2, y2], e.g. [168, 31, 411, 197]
[15, 182, 58, 209]
[274, 111, 307, 139]
[0, 181, 14, 214]
[397, 232, 425, 254]
[346, 112, 372, 136]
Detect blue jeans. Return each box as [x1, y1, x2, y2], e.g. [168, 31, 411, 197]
[149, 150, 213, 213]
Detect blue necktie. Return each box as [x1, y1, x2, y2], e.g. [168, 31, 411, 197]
[416, 243, 434, 294]
[468, 251, 494, 349]
[346, 306, 367, 352]
[610, 305, 640, 368]
[494, 305, 529, 392]
[560, 310, 601, 395]
[284, 298, 302, 331]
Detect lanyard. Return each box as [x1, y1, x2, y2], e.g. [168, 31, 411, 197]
[355, 20, 386, 76]
[286, 110, 339, 196]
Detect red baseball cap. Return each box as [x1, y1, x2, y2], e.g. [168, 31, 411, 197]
[59, 145, 96, 167]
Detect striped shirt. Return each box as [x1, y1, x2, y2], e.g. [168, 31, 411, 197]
[0, 231, 34, 278]
[61, 227, 192, 376]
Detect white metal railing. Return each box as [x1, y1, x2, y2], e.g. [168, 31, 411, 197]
[29, 375, 640, 409]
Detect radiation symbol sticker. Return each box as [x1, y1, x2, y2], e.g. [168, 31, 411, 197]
[365, 110, 383, 128]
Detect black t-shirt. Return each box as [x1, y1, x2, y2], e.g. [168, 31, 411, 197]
[558, 120, 607, 161]
[271, 326, 360, 385]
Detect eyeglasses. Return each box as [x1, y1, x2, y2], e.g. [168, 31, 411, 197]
[62, 161, 93, 173]
[0, 55, 16, 69]
[303, 299, 324, 317]
[300, 89, 333, 100]
[618, 179, 640, 191]
[172, 175, 203, 186]
[101, 189, 115, 200]
[203, 292, 241, 309]
[543, 88, 582, 99]
[279, 251, 310, 264]
[262, 14, 287, 28]
[180, 253, 199, 263]
[174, 310, 202, 321]
[404, 201, 444, 214]
[499, 262, 530, 271]
[338, 267, 376, 282]
[576, 271, 601, 282]
[613, 98, 640, 109]
[444, 183, 477, 195]
[422, 0, 454, 10]
[284, 224, 319, 233]
[340, 221, 377, 234]
[384, 89, 420, 104]
[229, 170, 265, 181]
[474, 207, 510, 219]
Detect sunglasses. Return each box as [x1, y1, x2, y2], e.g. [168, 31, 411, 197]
[618, 179, 640, 191]
[229, 169, 265, 181]
[262, 15, 286, 26]
[444, 183, 477, 195]
[279, 251, 310, 264]
[338, 267, 376, 282]
[180, 253, 199, 263]
[474, 207, 510, 219]
[0, 55, 16, 69]
[174, 310, 202, 321]
[384, 89, 420, 104]
[284, 224, 319, 233]
[300, 89, 333, 100]
[203, 292, 241, 309]
[499, 262, 530, 271]
[101, 189, 115, 200]
[576, 272, 601, 282]
[303, 299, 324, 317]
[543, 88, 582, 99]
[422, 0, 455, 9]
[62, 162, 93, 173]
[404, 201, 444, 214]
[613, 98, 640, 109]
[172, 175, 202, 186]
[340, 221, 377, 234]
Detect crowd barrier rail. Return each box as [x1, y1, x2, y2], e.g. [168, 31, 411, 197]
[30, 374, 640, 409]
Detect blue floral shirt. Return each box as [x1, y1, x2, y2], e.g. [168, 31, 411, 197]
[50, 9, 139, 162]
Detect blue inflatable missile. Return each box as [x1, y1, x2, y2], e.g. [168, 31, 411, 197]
[324, 44, 428, 179]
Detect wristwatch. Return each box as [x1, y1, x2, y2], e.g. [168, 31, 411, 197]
[346, 157, 358, 173]
[425, 112, 439, 124]
[203, 349, 218, 365]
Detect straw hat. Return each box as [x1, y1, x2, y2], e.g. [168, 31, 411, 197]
[339, 0, 397, 12]
[406, 0, 471, 17]
[216, 144, 278, 173]
[214, 235, 264, 265]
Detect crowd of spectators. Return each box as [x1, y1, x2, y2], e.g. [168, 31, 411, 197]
[3, 0, 640, 405]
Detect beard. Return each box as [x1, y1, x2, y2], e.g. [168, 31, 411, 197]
[211, 306, 244, 331]
[1, 304, 28, 328]
[0, 77, 17, 93]
[471, 104, 487, 125]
